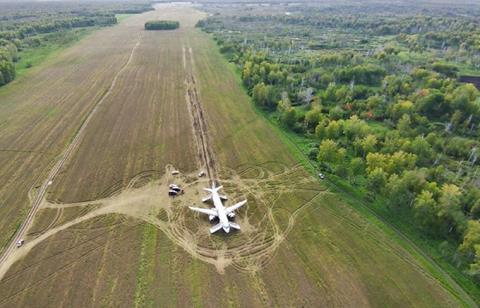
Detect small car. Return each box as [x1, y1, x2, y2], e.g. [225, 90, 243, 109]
[16, 239, 25, 248]
[318, 173, 325, 180]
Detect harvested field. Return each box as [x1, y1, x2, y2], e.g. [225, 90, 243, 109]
[0, 3, 473, 307]
[0, 11, 144, 252]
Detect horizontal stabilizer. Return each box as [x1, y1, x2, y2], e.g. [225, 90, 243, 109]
[202, 194, 212, 202]
[210, 223, 223, 234]
[229, 222, 241, 230]
[189, 206, 217, 216]
[225, 200, 247, 214]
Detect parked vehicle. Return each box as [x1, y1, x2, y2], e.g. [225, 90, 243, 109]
[16, 239, 25, 248]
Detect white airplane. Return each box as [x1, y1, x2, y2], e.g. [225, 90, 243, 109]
[189, 183, 247, 234]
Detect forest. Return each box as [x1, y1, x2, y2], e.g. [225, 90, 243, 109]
[144, 20, 180, 30]
[0, 1, 152, 87]
[197, 0, 480, 297]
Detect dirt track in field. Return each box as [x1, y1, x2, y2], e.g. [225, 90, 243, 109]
[0, 13, 144, 254]
[0, 4, 469, 307]
[0, 42, 324, 277]
[184, 46, 219, 183]
[0, 36, 143, 278]
[0, 162, 327, 282]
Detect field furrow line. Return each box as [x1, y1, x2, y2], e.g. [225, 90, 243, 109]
[183, 46, 219, 183]
[0, 35, 143, 279]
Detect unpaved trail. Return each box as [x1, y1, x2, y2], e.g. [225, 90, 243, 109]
[183, 45, 218, 183]
[0, 163, 327, 279]
[0, 35, 143, 277]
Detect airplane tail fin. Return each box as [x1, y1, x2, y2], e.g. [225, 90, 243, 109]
[209, 222, 241, 233]
[204, 185, 223, 194]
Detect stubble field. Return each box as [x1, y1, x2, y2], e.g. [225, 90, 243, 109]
[0, 4, 473, 307]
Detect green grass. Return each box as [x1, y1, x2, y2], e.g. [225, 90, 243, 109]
[456, 63, 480, 77]
[259, 105, 480, 302]
[262, 113, 480, 304]
[116, 14, 134, 23]
[15, 29, 95, 79]
[213, 40, 479, 305]
[133, 224, 157, 308]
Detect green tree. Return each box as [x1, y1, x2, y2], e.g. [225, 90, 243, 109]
[335, 163, 350, 178]
[407, 136, 434, 165]
[277, 93, 291, 113]
[397, 114, 414, 137]
[366, 152, 389, 174]
[252, 82, 278, 110]
[367, 167, 387, 193]
[386, 174, 411, 207]
[281, 107, 296, 129]
[390, 151, 417, 174]
[315, 122, 327, 139]
[325, 120, 342, 139]
[471, 200, 480, 219]
[350, 157, 365, 176]
[467, 245, 480, 278]
[343, 115, 369, 140]
[390, 100, 414, 121]
[459, 220, 480, 258]
[414, 190, 440, 234]
[355, 134, 377, 157]
[416, 89, 447, 118]
[304, 108, 322, 131]
[438, 184, 466, 236]
[317, 139, 345, 165]
[252, 82, 268, 106]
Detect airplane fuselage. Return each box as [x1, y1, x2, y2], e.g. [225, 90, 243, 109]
[212, 191, 230, 233]
[189, 183, 246, 234]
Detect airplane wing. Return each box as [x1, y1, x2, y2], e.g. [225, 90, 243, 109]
[189, 206, 217, 216]
[202, 195, 212, 202]
[210, 222, 223, 234]
[225, 200, 247, 214]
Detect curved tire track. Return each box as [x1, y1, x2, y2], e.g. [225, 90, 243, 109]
[0, 35, 143, 280]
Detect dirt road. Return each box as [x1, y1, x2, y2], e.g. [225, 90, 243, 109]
[184, 46, 219, 183]
[0, 4, 470, 307]
[0, 36, 142, 277]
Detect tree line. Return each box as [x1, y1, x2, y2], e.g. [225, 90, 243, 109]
[144, 20, 180, 31]
[198, 1, 480, 290]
